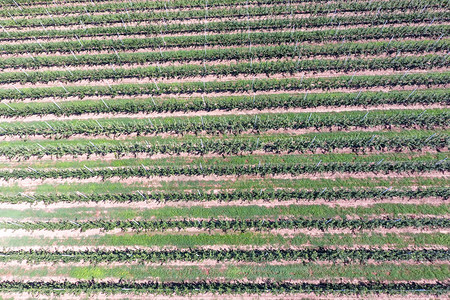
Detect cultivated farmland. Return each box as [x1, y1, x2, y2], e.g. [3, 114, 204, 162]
[0, 0, 448, 298]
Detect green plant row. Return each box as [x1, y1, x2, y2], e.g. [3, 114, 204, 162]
[0, 0, 422, 16]
[0, 89, 448, 118]
[3, 187, 448, 204]
[3, 40, 447, 70]
[1, 0, 442, 28]
[2, 11, 446, 41]
[1, 25, 446, 55]
[0, 109, 447, 137]
[1, 217, 449, 232]
[1, 248, 447, 263]
[0, 280, 446, 295]
[1, 133, 447, 160]
[2, 72, 449, 100]
[0, 161, 448, 180]
[0, 0, 333, 15]
[4, 55, 446, 85]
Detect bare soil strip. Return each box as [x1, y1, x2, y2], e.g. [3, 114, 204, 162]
[0, 103, 446, 123]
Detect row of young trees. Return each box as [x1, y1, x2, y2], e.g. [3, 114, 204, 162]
[1, 0, 443, 28]
[2, 40, 447, 69]
[1, 11, 446, 41]
[3, 55, 446, 84]
[0, 109, 446, 136]
[0, 248, 448, 263]
[1, 25, 445, 55]
[0, 89, 447, 117]
[0, 134, 447, 159]
[0, 0, 327, 15]
[0, 161, 448, 180]
[1, 217, 449, 232]
[1, 72, 448, 100]
[2, 0, 439, 17]
[3, 187, 446, 204]
[0, 280, 446, 295]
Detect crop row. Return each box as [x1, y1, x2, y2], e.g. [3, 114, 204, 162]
[4, 187, 448, 204]
[2, 39, 448, 70]
[1, 133, 447, 159]
[0, 0, 424, 16]
[0, 89, 448, 118]
[2, 72, 449, 100]
[1, 11, 445, 41]
[1, 248, 448, 263]
[1, 0, 442, 28]
[4, 55, 446, 84]
[0, 109, 446, 137]
[0, 280, 446, 295]
[1, 25, 446, 55]
[0, 161, 448, 180]
[1, 217, 449, 232]
[0, 0, 334, 15]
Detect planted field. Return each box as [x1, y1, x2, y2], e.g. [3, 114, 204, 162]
[0, 0, 448, 298]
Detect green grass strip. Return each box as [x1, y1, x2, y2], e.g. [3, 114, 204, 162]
[1, 263, 446, 281]
[0, 204, 447, 220]
[1, 232, 447, 248]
